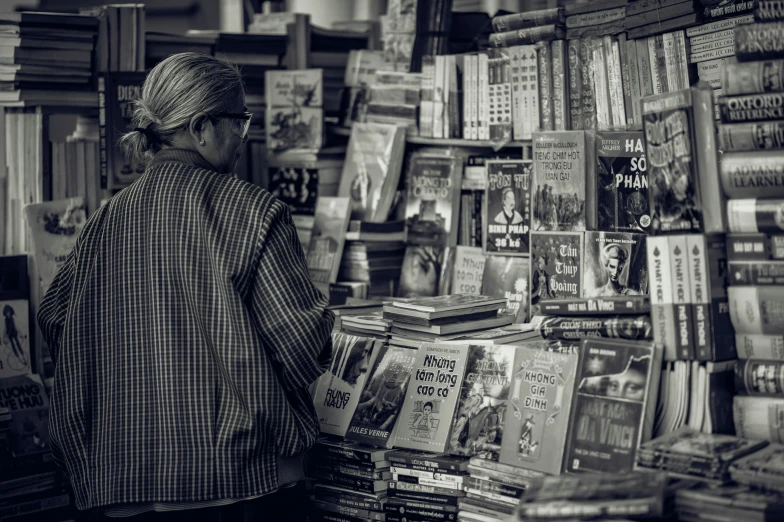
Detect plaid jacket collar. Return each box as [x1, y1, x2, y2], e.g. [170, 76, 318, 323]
[150, 147, 215, 172]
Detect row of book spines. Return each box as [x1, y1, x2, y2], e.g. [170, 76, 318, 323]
[646, 235, 735, 362]
[458, 191, 482, 248]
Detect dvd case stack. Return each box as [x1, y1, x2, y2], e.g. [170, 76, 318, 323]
[305, 437, 392, 522]
[385, 450, 467, 522]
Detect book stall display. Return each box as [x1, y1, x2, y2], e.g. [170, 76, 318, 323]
[7, 0, 784, 521]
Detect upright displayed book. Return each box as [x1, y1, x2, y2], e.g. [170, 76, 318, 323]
[451, 246, 486, 296]
[596, 131, 650, 233]
[346, 346, 417, 448]
[530, 231, 584, 317]
[23, 198, 87, 290]
[397, 245, 453, 298]
[582, 231, 649, 298]
[564, 338, 663, 474]
[500, 346, 579, 475]
[98, 72, 146, 189]
[531, 131, 596, 232]
[0, 256, 30, 379]
[481, 256, 530, 323]
[393, 343, 470, 453]
[404, 153, 462, 247]
[447, 344, 517, 461]
[265, 69, 324, 153]
[338, 122, 407, 222]
[306, 197, 351, 295]
[0, 373, 50, 458]
[483, 160, 533, 255]
[313, 333, 384, 437]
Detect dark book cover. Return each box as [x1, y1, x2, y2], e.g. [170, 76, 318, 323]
[537, 315, 654, 342]
[99, 72, 147, 189]
[397, 245, 453, 299]
[583, 231, 649, 298]
[483, 160, 532, 256]
[268, 165, 319, 215]
[0, 255, 29, 301]
[405, 154, 462, 247]
[564, 339, 661, 474]
[540, 296, 650, 316]
[642, 89, 703, 234]
[481, 256, 530, 323]
[530, 231, 584, 318]
[597, 132, 650, 233]
[0, 374, 49, 458]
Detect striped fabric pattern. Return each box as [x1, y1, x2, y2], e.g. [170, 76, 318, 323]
[38, 148, 334, 511]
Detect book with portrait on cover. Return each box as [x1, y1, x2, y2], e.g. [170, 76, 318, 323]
[483, 159, 532, 255]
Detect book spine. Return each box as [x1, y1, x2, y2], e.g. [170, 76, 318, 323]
[718, 121, 784, 151]
[487, 53, 498, 141]
[735, 359, 784, 396]
[527, 46, 541, 137]
[449, 56, 460, 138]
[692, 86, 727, 235]
[538, 41, 554, 131]
[565, 19, 626, 40]
[471, 54, 479, 140]
[686, 14, 754, 37]
[511, 47, 524, 141]
[433, 56, 445, 139]
[569, 39, 584, 130]
[488, 25, 563, 47]
[311, 500, 384, 521]
[685, 234, 713, 361]
[565, 6, 626, 28]
[551, 40, 570, 130]
[723, 60, 784, 96]
[729, 260, 784, 285]
[655, 35, 669, 94]
[719, 92, 784, 123]
[603, 36, 619, 127]
[691, 36, 736, 54]
[729, 285, 784, 335]
[627, 38, 643, 129]
[677, 31, 692, 90]
[691, 46, 737, 64]
[420, 56, 434, 138]
[649, 37, 663, 95]
[648, 236, 678, 361]
[619, 33, 634, 129]
[539, 296, 650, 315]
[727, 233, 784, 260]
[443, 55, 452, 139]
[735, 21, 784, 62]
[610, 38, 628, 128]
[98, 76, 108, 190]
[720, 152, 784, 199]
[479, 53, 490, 140]
[703, 0, 756, 20]
[593, 39, 612, 129]
[463, 55, 472, 139]
[736, 334, 784, 359]
[581, 37, 597, 129]
[492, 8, 564, 32]
[663, 32, 678, 92]
[637, 38, 655, 97]
[757, 0, 784, 21]
[669, 235, 695, 360]
[733, 396, 784, 443]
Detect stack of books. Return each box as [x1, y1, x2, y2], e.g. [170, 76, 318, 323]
[675, 481, 784, 522]
[366, 69, 422, 134]
[636, 427, 768, 483]
[0, 11, 98, 105]
[461, 458, 539, 520]
[730, 442, 784, 491]
[338, 313, 391, 340]
[79, 3, 145, 72]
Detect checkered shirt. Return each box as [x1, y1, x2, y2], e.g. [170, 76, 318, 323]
[38, 148, 333, 511]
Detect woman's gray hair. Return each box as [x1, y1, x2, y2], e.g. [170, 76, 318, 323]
[119, 52, 244, 165]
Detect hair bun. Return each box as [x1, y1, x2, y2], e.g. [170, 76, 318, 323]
[134, 126, 160, 144]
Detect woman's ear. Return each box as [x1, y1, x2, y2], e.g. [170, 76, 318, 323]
[188, 111, 212, 145]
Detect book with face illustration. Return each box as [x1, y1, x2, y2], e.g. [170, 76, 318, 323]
[583, 231, 648, 298]
[312, 333, 384, 437]
[563, 338, 662, 474]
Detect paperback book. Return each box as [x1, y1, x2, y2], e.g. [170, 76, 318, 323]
[99, 72, 146, 188]
[582, 231, 649, 298]
[596, 131, 650, 233]
[306, 197, 351, 295]
[530, 231, 584, 317]
[265, 69, 324, 153]
[0, 373, 50, 458]
[405, 153, 462, 247]
[398, 245, 453, 298]
[483, 160, 532, 255]
[481, 256, 530, 323]
[0, 299, 30, 378]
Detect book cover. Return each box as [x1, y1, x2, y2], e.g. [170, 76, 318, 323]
[596, 132, 650, 233]
[500, 347, 579, 475]
[642, 89, 703, 234]
[583, 231, 648, 298]
[346, 346, 417, 448]
[405, 153, 462, 247]
[564, 338, 661, 474]
[483, 160, 532, 256]
[267, 164, 320, 215]
[532, 131, 589, 232]
[99, 72, 146, 189]
[530, 231, 584, 317]
[265, 106, 324, 153]
[313, 333, 383, 437]
[481, 256, 530, 323]
[339, 122, 406, 223]
[447, 344, 517, 461]
[306, 197, 351, 295]
[23, 198, 87, 290]
[0, 299, 30, 379]
[646, 236, 678, 361]
[720, 151, 784, 199]
[735, 21, 784, 62]
[393, 343, 470, 453]
[265, 69, 323, 108]
[451, 246, 486, 296]
[398, 245, 452, 298]
[0, 374, 49, 458]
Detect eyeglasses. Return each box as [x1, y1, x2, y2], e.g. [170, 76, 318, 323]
[213, 112, 253, 139]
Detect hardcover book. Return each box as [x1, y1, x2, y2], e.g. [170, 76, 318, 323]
[596, 132, 650, 232]
[481, 256, 530, 323]
[583, 231, 649, 298]
[729, 199, 784, 233]
[313, 333, 384, 437]
[98, 72, 146, 189]
[564, 338, 662, 474]
[483, 160, 532, 256]
[404, 153, 462, 247]
[23, 198, 87, 290]
[532, 131, 595, 232]
[447, 344, 517, 461]
[338, 122, 407, 223]
[393, 343, 470, 453]
[346, 346, 417, 448]
[306, 197, 352, 295]
[500, 347, 579, 475]
[530, 231, 584, 317]
[735, 359, 784, 397]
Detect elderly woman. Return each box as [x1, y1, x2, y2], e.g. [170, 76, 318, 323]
[38, 53, 333, 521]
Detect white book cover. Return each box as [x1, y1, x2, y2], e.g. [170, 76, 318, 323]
[0, 299, 31, 378]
